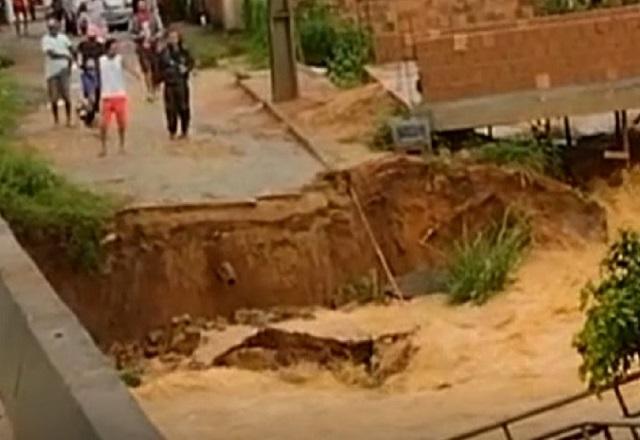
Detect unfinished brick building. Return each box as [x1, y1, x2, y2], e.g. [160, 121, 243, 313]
[334, 0, 534, 62]
[414, 5, 640, 132]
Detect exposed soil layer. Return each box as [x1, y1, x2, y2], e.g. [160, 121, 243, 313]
[134, 170, 640, 440]
[212, 327, 416, 387]
[21, 156, 607, 346]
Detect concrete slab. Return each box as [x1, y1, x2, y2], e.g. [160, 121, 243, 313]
[419, 76, 640, 131]
[366, 62, 422, 109]
[0, 218, 162, 439]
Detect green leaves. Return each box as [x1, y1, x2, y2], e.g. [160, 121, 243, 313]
[241, 0, 372, 86]
[575, 230, 640, 389]
[327, 23, 372, 88]
[446, 212, 531, 305]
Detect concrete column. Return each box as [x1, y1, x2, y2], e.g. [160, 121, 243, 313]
[268, 0, 299, 102]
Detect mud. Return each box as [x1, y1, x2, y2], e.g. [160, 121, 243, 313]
[213, 327, 416, 387]
[20, 156, 606, 347]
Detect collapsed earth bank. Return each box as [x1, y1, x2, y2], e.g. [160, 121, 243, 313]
[20, 156, 606, 346]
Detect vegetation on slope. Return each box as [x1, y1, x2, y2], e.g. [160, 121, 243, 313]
[0, 72, 114, 269]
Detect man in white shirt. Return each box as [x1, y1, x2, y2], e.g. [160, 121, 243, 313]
[41, 18, 75, 126]
[99, 38, 133, 156]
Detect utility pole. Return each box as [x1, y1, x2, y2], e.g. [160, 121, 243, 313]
[268, 0, 299, 102]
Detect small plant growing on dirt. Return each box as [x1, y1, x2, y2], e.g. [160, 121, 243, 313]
[446, 212, 531, 305]
[574, 230, 640, 389]
[332, 272, 383, 308]
[368, 105, 409, 151]
[119, 368, 143, 388]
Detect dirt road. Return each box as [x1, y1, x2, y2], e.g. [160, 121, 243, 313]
[4, 24, 323, 205]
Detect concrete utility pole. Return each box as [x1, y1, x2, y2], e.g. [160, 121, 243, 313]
[268, 0, 299, 102]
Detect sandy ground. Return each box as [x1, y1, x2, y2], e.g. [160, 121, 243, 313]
[132, 171, 640, 440]
[4, 25, 323, 205]
[241, 70, 388, 169]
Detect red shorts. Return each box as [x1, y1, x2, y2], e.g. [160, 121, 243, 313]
[101, 96, 127, 129]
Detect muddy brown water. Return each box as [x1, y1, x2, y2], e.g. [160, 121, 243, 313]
[17, 156, 606, 347]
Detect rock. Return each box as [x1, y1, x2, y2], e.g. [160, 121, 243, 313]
[218, 347, 280, 371]
[169, 325, 201, 356]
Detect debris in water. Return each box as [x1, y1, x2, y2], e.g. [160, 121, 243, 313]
[213, 327, 417, 387]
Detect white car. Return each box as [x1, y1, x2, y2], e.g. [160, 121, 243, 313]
[103, 0, 133, 31]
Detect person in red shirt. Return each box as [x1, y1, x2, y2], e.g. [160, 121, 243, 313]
[12, 0, 29, 36]
[129, 0, 162, 101]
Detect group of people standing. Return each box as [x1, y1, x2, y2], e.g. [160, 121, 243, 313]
[40, 0, 195, 158]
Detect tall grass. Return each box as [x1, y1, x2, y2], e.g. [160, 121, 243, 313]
[446, 212, 530, 305]
[473, 138, 564, 178]
[0, 72, 114, 269]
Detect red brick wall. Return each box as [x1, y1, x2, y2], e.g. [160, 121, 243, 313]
[346, 0, 533, 63]
[416, 5, 640, 102]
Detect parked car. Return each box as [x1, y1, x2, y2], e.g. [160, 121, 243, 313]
[103, 0, 132, 31]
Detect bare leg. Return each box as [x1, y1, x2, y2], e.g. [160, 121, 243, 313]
[99, 125, 107, 157]
[51, 102, 60, 125]
[144, 73, 154, 101]
[64, 100, 72, 126]
[117, 127, 125, 154]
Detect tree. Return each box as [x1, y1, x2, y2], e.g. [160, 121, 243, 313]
[574, 230, 640, 389]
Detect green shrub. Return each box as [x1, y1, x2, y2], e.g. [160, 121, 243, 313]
[574, 230, 640, 389]
[327, 23, 372, 88]
[0, 72, 114, 269]
[296, 2, 337, 66]
[446, 212, 531, 305]
[241, 0, 371, 82]
[243, 0, 270, 67]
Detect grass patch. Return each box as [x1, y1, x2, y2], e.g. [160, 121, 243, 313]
[182, 27, 250, 69]
[446, 212, 531, 305]
[472, 138, 564, 178]
[0, 72, 114, 269]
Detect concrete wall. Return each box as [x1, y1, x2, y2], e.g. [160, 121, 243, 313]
[416, 5, 640, 102]
[0, 218, 162, 440]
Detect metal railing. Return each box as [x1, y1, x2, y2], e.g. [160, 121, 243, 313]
[531, 421, 640, 440]
[443, 371, 640, 440]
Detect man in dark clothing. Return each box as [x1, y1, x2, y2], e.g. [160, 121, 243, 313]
[158, 29, 194, 139]
[77, 25, 104, 125]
